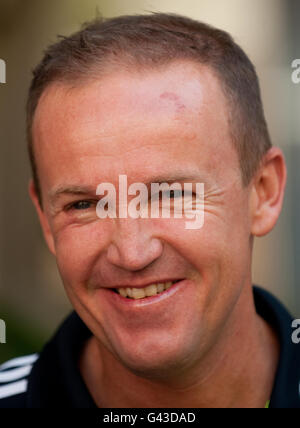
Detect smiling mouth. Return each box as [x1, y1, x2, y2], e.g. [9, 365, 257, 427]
[113, 280, 182, 300]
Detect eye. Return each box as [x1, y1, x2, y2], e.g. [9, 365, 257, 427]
[67, 200, 93, 211]
[169, 190, 182, 198]
[151, 190, 194, 201]
[168, 190, 195, 199]
[156, 190, 183, 199]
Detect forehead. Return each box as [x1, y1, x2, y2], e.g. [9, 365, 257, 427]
[32, 61, 239, 187]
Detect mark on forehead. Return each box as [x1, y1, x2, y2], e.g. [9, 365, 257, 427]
[160, 92, 186, 113]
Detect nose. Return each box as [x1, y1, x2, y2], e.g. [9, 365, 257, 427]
[106, 218, 163, 271]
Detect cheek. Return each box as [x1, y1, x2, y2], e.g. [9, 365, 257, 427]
[160, 201, 251, 285]
[53, 222, 110, 288]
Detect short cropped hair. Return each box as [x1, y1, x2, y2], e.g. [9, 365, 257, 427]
[27, 13, 272, 205]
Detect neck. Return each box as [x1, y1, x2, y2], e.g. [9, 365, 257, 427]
[79, 285, 279, 408]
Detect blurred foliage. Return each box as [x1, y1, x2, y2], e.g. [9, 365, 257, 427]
[0, 304, 49, 365]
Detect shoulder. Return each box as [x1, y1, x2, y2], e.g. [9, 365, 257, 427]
[0, 353, 39, 408]
[254, 286, 300, 408]
[0, 312, 93, 408]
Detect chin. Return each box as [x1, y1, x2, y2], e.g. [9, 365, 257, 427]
[112, 338, 196, 381]
[122, 356, 186, 381]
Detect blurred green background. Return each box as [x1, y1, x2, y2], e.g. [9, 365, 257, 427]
[1, 0, 300, 364]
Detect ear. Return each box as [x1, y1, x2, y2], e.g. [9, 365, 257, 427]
[28, 179, 56, 255]
[250, 147, 287, 237]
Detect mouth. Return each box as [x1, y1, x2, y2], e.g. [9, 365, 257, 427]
[112, 279, 182, 300]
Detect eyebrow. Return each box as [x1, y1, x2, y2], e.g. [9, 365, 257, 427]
[48, 172, 206, 204]
[146, 173, 202, 184]
[48, 185, 97, 205]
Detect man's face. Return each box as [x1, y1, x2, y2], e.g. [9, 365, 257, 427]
[32, 62, 253, 376]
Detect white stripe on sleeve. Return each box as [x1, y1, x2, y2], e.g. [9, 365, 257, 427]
[0, 379, 28, 399]
[0, 365, 33, 383]
[0, 354, 38, 371]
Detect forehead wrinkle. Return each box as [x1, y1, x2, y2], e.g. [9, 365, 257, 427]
[35, 106, 198, 162]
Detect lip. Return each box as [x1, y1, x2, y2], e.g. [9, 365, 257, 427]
[108, 278, 183, 290]
[101, 278, 188, 308]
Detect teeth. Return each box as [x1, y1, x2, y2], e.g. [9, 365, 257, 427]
[157, 283, 164, 293]
[132, 288, 145, 299]
[119, 288, 127, 298]
[117, 281, 177, 299]
[145, 285, 158, 297]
